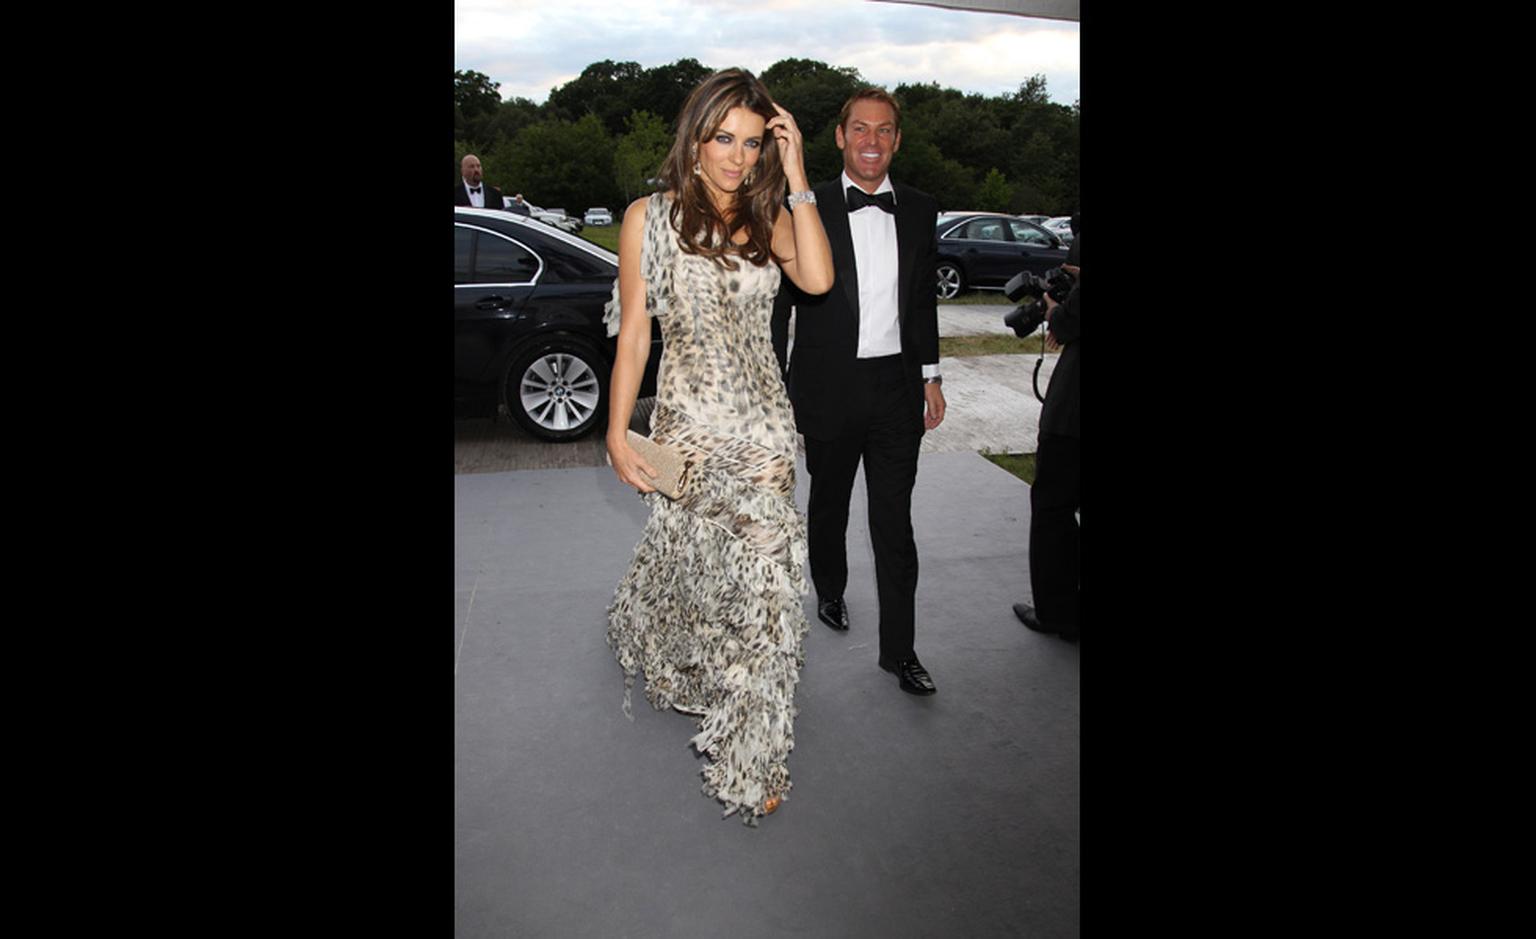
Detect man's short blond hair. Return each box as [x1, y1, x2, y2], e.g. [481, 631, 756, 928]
[837, 87, 902, 132]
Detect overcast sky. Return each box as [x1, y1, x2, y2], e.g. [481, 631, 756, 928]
[455, 0, 1080, 108]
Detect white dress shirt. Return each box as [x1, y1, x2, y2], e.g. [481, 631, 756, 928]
[464, 179, 483, 208]
[841, 171, 939, 379]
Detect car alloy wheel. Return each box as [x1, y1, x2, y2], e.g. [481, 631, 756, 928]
[505, 338, 607, 441]
[935, 262, 964, 300]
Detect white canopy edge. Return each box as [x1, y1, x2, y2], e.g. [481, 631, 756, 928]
[870, 0, 1080, 21]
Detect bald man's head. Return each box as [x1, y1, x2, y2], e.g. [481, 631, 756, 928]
[461, 154, 483, 186]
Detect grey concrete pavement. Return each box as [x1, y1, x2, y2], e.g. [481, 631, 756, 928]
[455, 451, 1078, 937]
[937, 300, 1018, 336]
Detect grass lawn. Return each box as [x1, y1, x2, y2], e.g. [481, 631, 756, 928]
[577, 225, 621, 253]
[939, 333, 1051, 357]
[982, 452, 1036, 485]
[939, 291, 1011, 305]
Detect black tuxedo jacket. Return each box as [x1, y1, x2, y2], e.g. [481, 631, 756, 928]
[771, 177, 940, 440]
[454, 181, 505, 210]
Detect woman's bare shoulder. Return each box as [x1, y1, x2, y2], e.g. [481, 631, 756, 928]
[626, 191, 675, 220]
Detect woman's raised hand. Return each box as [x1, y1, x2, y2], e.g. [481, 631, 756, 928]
[766, 102, 808, 191]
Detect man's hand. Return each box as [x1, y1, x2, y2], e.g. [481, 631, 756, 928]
[1045, 332, 1062, 353]
[924, 382, 946, 430]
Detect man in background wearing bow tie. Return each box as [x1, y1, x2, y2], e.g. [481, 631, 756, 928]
[454, 153, 505, 210]
[771, 88, 946, 697]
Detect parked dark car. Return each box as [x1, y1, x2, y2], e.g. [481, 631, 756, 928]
[933, 213, 1069, 300]
[455, 208, 660, 440]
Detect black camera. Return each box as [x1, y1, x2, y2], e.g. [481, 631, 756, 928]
[1003, 267, 1075, 337]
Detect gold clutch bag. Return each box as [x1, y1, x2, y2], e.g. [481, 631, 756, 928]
[626, 429, 686, 499]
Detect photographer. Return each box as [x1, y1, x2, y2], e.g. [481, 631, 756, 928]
[1014, 227, 1080, 642]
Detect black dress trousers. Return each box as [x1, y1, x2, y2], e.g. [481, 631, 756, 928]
[803, 354, 923, 661]
[1029, 431, 1081, 627]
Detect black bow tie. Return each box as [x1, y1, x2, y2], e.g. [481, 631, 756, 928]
[846, 187, 895, 214]
[469, 187, 481, 194]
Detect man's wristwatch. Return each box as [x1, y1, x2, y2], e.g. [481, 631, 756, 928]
[924, 376, 943, 385]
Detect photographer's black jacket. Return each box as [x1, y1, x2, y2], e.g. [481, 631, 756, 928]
[1040, 278, 1080, 439]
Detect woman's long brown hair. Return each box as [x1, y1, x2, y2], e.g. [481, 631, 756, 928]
[657, 68, 784, 270]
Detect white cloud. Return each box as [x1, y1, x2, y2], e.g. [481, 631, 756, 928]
[455, 0, 1079, 105]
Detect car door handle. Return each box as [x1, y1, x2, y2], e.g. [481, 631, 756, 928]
[475, 296, 512, 310]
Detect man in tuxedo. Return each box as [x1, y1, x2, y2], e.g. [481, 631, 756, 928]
[454, 153, 505, 209]
[771, 88, 946, 696]
[1014, 228, 1080, 642]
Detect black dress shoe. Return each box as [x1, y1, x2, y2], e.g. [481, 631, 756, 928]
[817, 598, 850, 631]
[1013, 603, 1080, 642]
[879, 656, 937, 695]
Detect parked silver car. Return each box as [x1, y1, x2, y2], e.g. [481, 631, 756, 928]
[1043, 216, 1075, 245]
[584, 207, 613, 226]
[525, 203, 583, 234]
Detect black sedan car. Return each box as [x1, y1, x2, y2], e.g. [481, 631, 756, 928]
[934, 213, 1069, 299]
[455, 208, 660, 440]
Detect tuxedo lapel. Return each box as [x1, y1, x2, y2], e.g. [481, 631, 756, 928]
[894, 183, 914, 330]
[818, 178, 860, 325]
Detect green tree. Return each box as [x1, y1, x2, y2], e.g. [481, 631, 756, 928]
[801, 123, 845, 190]
[454, 70, 503, 126]
[613, 110, 671, 204]
[902, 87, 1008, 179]
[503, 113, 619, 211]
[975, 168, 1014, 212]
[478, 97, 544, 148]
[546, 60, 647, 137]
[1015, 74, 1051, 107]
[636, 59, 713, 131]
[455, 69, 502, 116]
[762, 58, 865, 140]
[887, 128, 975, 211]
[997, 76, 1078, 214]
[1011, 129, 1064, 212]
[893, 81, 947, 113]
[457, 70, 529, 150]
[451, 62, 1079, 218]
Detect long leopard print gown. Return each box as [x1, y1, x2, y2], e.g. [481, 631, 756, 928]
[603, 192, 810, 824]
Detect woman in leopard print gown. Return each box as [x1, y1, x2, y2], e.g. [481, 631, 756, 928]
[604, 69, 833, 824]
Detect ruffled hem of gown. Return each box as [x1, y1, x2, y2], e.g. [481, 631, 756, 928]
[607, 476, 809, 825]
